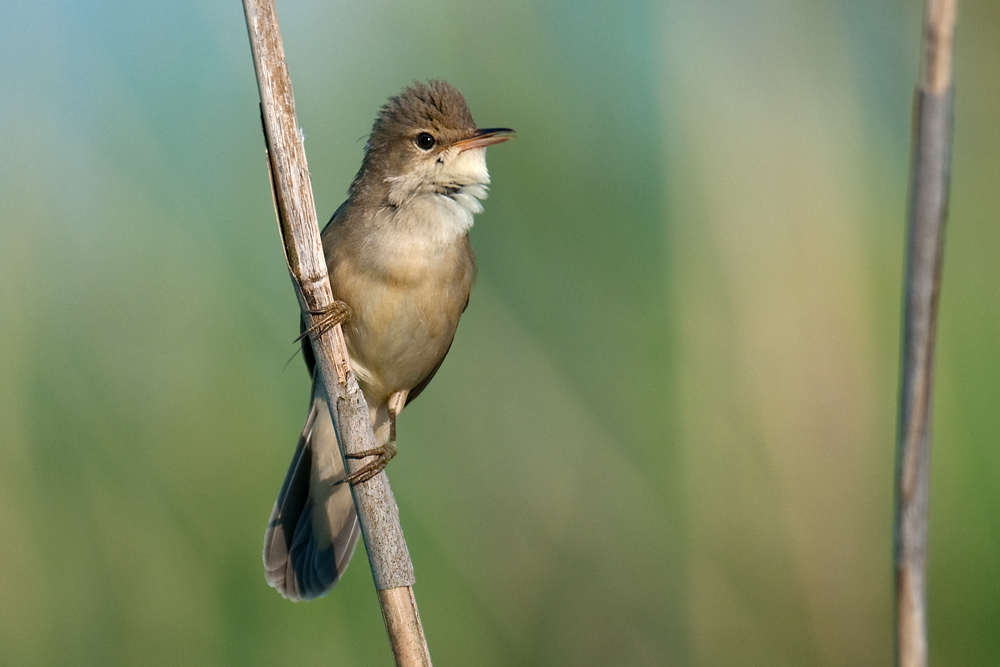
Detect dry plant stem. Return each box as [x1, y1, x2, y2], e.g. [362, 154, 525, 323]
[242, 1, 431, 664]
[895, 2, 956, 667]
[379, 587, 433, 667]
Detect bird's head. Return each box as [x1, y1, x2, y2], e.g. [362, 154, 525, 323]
[351, 81, 514, 208]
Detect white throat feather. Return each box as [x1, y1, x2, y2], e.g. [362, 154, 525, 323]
[385, 147, 491, 244]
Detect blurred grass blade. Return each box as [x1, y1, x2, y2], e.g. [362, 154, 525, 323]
[895, 2, 956, 667]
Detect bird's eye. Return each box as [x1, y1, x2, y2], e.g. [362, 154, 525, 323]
[415, 132, 436, 150]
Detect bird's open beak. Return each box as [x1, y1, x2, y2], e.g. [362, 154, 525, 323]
[452, 128, 515, 152]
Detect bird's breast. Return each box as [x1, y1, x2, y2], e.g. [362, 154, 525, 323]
[327, 208, 475, 404]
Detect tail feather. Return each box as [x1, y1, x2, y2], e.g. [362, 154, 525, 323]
[263, 383, 361, 600]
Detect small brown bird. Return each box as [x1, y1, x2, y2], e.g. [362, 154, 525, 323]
[263, 81, 513, 600]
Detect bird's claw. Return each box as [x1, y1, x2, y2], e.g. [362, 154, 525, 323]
[334, 440, 398, 486]
[295, 300, 352, 343]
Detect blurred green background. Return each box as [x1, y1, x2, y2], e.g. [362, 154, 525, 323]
[1, 0, 998, 664]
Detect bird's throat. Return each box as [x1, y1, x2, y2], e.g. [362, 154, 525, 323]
[384, 147, 491, 245]
[392, 187, 482, 245]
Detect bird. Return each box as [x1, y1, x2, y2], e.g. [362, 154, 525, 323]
[263, 80, 513, 600]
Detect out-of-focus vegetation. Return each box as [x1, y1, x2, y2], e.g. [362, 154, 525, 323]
[1, 0, 998, 665]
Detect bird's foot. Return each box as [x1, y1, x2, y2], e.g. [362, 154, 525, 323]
[334, 389, 407, 486]
[339, 439, 398, 486]
[295, 300, 352, 342]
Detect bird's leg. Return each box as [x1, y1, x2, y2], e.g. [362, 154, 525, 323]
[342, 390, 408, 485]
[295, 300, 352, 342]
[387, 390, 406, 445]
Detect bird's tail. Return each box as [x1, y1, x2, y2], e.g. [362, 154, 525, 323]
[263, 382, 361, 600]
